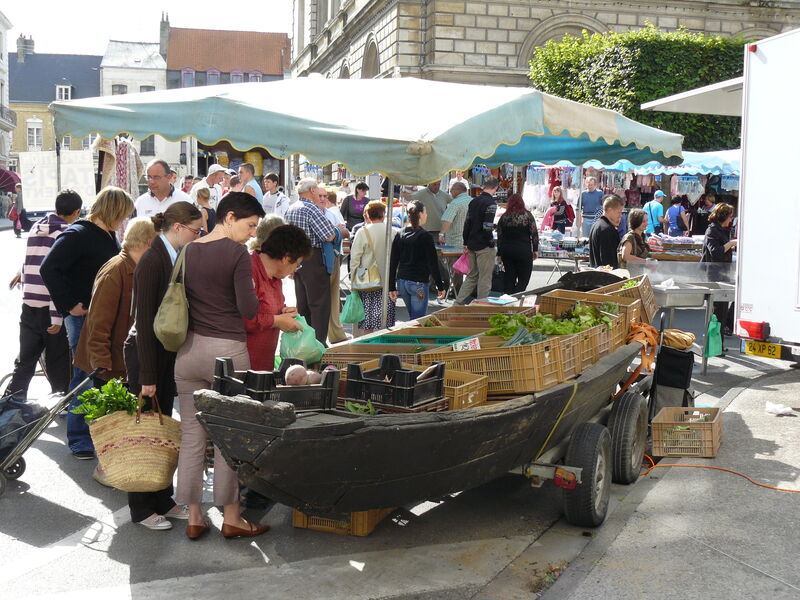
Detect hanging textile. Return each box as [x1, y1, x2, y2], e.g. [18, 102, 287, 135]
[94, 136, 144, 198]
[720, 175, 740, 191]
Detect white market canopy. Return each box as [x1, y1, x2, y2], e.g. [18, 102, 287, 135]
[51, 77, 683, 185]
[532, 148, 740, 176]
[640, 77, 743, 118]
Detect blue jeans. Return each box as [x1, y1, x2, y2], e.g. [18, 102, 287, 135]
[397, 279, 429, 320]
[582, 216, 596, 238]
[64, 314, 93, 453]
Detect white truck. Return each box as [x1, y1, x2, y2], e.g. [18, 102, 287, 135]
[736, 29, 800, 363]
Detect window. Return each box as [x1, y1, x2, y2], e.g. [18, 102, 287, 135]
[56, 85, 72, 101]
[139, 85, 155, 93]
[26, 118, 43, 151]
[61, 136, 71, 150]
[207, 69, 220, 86]
[181, 68, 195, 87]
[249, 71, 262, 82]
[111, 84, 128, 95]
[140, 135, 155, 156]
[82, 133, 98, 150]
[230, 70, 243, 84]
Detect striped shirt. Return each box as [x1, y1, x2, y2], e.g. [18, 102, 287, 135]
[285, 198, 336, 248]
[22, 214, 70, 326]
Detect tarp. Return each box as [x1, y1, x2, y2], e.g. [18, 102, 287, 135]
[640, 77, 743, 117]
[51, 77, 683, 185]
[531, 149, 740, 176]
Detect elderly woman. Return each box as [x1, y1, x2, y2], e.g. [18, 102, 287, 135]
[617, 208, 650, 268]
[41, 186, 134, 459]
[350, 200, 397, 332]
[245, 225, 309, 371]
[174, 192, 268, 540]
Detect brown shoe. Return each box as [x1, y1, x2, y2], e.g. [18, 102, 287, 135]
[221, 519, 270, 539]
[186, 522, 210, 540]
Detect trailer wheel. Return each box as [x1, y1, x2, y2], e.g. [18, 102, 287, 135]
[4, 457, 25, 480]
[608, 391, 648, 484]
[0, 472, 6, 497]
[563, 423, 612, 527]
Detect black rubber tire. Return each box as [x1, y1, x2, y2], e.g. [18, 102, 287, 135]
[608, 391, 648, 484]
[563, 423, 612, 527]
[0, 472, 6, 497]
[4, 457, 26, 480]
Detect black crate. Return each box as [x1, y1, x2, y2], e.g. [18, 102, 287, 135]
[345, 354, 445, 408]
[655, 346, 694, 389]
[213, 358, 339, 411]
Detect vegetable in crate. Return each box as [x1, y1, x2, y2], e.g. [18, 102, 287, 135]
[285, 364, 309, 386]
[71, 379, 138, 423]
[500, 327, 548, 347]
[621, 280, 638, 290]
[487, 313, 536, 339]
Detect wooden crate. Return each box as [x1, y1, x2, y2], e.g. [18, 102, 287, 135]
[292, 507, 396, 536]
[539, 289, 642, 324]
[420, 336, 563, 395]
[652, 407, 722, 458]
[355, 359, 489, 410]
[593, 275, 659, 323]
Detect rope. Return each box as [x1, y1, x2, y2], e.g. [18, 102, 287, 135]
[612, 322, 659, 401]
[534, 382, 579, 460]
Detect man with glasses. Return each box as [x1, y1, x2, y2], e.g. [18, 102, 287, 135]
[134, 159, 191, 218]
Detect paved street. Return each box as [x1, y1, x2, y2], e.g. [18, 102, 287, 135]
[0, 227, 795, 599]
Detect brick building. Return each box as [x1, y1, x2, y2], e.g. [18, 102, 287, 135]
[292, 0, 800, 85]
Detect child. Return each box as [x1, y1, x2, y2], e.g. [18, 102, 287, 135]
[195, 187, 216, 233]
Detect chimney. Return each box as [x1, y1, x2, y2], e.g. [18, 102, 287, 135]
[159, 12, 170, 59]
[16, 35, 34, 62]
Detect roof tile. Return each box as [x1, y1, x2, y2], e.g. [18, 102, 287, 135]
[166, 28, 291, 74]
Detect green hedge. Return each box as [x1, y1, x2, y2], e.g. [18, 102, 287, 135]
[528, 26, 745, 151]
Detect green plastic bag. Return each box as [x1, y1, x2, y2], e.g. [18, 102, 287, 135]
[341, 291, 365, 324]
[704, 314, 723, 357]
[279, 316, 326, 363]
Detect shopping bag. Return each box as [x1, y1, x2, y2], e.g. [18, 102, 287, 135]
[154, 246, 188, 352]
[452, 252, 470, 275]
[704, 315, 723, 357]
[341, 291, 365, 324]
[279, 316, 326, 363]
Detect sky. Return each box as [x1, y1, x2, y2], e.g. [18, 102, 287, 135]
[4, 1, 293, 56]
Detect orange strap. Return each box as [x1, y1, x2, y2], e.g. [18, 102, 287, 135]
[612, 323, 659, 400]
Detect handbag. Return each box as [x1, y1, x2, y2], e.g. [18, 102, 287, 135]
[351, 228, 382, 292]
[89, 394, 181, 492]
[452, 252, 471, 275]
[154, 246, 189, 352]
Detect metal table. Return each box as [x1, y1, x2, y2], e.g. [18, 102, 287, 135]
[538, 250, 589, 283]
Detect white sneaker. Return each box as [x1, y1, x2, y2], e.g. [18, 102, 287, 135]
[138, 514, 172, 530]
[164, 504, 190, 520]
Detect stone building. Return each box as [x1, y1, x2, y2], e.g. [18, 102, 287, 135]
[0, 10, 14, 170]
[292, 0, 800, 86]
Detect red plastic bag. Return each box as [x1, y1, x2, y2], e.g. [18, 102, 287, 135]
[453, 252, 471, 275]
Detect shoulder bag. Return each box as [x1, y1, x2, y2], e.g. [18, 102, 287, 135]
[351, 228, 382, 292]
[154, 246, 189, 352]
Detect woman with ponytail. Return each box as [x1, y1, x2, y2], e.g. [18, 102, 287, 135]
[388, 201, 445, 319]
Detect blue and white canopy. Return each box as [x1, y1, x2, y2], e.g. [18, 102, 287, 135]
[51, 77, 683, 185]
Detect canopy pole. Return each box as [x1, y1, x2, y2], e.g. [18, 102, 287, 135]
[55, 140, 61, 191]
[381, 179, 394, 329]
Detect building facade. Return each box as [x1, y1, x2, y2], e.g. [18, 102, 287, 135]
[292, 0, 800, 85]
[100, 40, 184, 176]
[9, 36, 101, 168]
[0, 11, 16, 169]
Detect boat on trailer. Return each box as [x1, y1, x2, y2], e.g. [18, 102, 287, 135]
[196, 342, 648, 527]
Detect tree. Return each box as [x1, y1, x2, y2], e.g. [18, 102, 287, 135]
[528, 26, 745, 151]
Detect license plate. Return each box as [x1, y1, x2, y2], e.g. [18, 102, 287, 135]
[742, 340, 782, 359]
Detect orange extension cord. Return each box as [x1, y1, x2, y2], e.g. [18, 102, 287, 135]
[640, 454, 800, 493]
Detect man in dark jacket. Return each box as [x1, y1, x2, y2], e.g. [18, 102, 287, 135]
[454, 177, 499, 304]
[588, 194, 624, 268]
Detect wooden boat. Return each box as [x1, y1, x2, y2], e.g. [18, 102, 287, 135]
[196, 343, 642, 515]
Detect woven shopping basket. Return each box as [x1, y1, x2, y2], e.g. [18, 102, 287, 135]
[89, 394, 181, 492]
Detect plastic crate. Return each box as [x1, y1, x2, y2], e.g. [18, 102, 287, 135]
[212, 358, 339, 411]
[652, 407, 722, 458]
[538, 289, 642, 324]
[420, 336, 563, 395]
[356, 359, 489, 410]
[354, 334, 473, 346]
[419, 305, 535, 328]
[292, 507, 395, 536]
[593, 275, 659, 323]
[386, 326, 490, 339]
[322, 344, 424, 370]
[345, 355, 445, 407]
[555, 334, 581, 380]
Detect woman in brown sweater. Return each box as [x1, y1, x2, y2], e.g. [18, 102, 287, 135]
[174, 192, 267, 540]
[123, 201, 203, 531]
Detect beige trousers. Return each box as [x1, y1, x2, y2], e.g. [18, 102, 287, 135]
[328, 255, 348, 343]
[174, 332, 250, 506]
